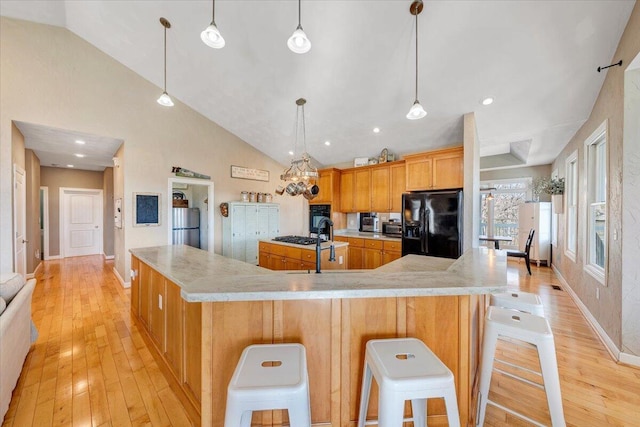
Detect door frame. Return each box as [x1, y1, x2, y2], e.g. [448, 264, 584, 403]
[59, 187, 104, 258]
[13, 164, 26, 276]
[41, 186, 50, 260]
[167, 177, 214, 252]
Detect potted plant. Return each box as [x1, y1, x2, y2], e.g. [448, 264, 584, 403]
[546, 178, 565, 213]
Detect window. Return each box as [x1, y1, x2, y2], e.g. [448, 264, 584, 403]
[584, 121, 607, 284]
[480, 178, 531, 250]
[565, 151, 578, 261]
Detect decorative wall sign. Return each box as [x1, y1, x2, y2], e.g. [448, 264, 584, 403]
[231, 165, 270, 182]
[133, 193, 160, 227]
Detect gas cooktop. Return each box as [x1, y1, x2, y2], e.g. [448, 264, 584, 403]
[272, 235, 326, 245]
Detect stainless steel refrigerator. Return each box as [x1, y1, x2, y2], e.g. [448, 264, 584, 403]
[172, 208, 200, 248]
[402, 189, 463, 259]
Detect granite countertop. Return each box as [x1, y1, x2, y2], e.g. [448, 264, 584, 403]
[333, 230, 402, 241]
[130, 245, 507, 302]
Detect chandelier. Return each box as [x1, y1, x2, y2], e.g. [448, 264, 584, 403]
[277, 98, 319, 198]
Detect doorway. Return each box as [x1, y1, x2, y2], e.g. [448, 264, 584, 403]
[167, 177, 214, 251]
[60, 187, 103, 258]
[40, 186, 49, 260]
[13, 165, 26, 277]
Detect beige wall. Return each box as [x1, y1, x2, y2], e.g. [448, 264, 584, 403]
[481, 164, 553, 202]
[0, 17, 305, 279]
[551, 2, 640, 350]
[40, 166, 104, 257]
[25, 149, 41, 274]
[103, 167, 114, 257]
[11, 122, 25, 170]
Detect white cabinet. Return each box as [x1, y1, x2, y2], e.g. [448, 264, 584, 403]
[518, 202, 551, 266]
[223, 203, 279, 264]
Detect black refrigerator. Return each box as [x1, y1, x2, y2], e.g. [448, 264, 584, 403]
[402, 189, 463, 259]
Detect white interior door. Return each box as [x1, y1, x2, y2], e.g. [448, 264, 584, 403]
[13, 165, 26, 277]
[62, 189, 103, 257]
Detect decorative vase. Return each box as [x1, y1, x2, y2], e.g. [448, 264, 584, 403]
[552, 194, 564, 214]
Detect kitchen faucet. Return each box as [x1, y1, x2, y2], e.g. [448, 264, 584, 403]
[315, 217, 335, 273]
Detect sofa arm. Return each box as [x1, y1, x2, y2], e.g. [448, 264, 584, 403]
[0, 278, 36, 421]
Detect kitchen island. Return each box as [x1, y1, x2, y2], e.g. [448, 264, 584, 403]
[129, 245, 507, 427]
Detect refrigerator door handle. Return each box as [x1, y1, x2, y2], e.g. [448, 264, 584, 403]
[420, 208, 429, 254]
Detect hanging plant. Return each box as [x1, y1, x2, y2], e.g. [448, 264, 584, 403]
[546, 178, 565, 195]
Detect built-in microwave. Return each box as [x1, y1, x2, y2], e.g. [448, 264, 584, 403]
[309, 204, 331, 235]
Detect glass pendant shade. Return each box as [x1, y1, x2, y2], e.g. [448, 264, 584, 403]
[406, 100, 427, 120]
[157, 91, 174, 107]
[288, 26, 311, 54]
[201, 22, 225, 48]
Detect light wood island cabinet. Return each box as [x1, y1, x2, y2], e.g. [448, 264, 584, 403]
[334, 235, 401, 270]
[130, 246, 506, 427]
[258, 241, 348, 271]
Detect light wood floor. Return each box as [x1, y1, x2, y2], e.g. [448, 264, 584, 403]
[2, 256, 640, 426]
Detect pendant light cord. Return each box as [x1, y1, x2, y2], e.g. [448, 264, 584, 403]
[414, 12, 419, 101]
[298, 0, 302, 27]
[212, 0, 215, 23]
[163, 25, 167, 92]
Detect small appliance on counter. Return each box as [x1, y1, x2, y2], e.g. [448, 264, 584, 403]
[360, 213, 379, 232]
[382, 220, 402, 237]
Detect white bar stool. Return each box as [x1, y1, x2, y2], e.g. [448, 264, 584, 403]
[357, 338, 460, 427]
[224, 343, 311, 427]
[490, 291, 545, 317]
[477, 307, 565, 427]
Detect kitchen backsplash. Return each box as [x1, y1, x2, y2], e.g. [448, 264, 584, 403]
[346, 212, 401, 231]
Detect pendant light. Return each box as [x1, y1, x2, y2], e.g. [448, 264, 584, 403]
[157, 17, 174, 107]
[406, 0, 426, 120]
[288, 0, 311, 54]
[277, 98, 319, 197]
[201, 0, 225, 49]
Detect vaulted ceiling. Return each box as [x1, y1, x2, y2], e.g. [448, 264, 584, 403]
[1, 1, 635, 171]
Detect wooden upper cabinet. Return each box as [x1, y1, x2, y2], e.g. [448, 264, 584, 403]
[354, 168, 371, 212]
[340, 170, 355, 213]
[405, 153, 433, 191]
[405, 146, 463, 191]
[431, 148, 464, 189]
[311, 168, 341, 206]
[370, 165, 390, 212]
[389, 162, 406, 212]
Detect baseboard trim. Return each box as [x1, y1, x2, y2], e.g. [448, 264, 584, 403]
[26, 261, 42, 279]
[44, 255, 61, 260]
[552, 265, 622, 363]
[620, 351, 640, 367]
[103, 254, 115, 260]
[112, 266, 131, 289]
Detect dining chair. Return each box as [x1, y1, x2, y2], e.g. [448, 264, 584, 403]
[507, 229, 535, 275]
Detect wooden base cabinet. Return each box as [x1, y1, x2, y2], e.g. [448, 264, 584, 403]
[132, 256, 485, 427]
[258, 241, 348, 271]
[335, 237, 402, 270]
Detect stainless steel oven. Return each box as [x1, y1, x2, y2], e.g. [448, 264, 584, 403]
[309, 204, 331, 235]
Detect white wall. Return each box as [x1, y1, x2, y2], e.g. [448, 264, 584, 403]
[0, 17, 305, 278]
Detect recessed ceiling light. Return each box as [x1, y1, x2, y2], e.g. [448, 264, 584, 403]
[373, 127, 380, 133]
[324, 141, 331, 146]
[481, 97, 494, 106]
[288, 151, 294, 156]
[67, 164, 74, 168]
[75, 140, 85, 145]
[74, 153, 85, 158]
